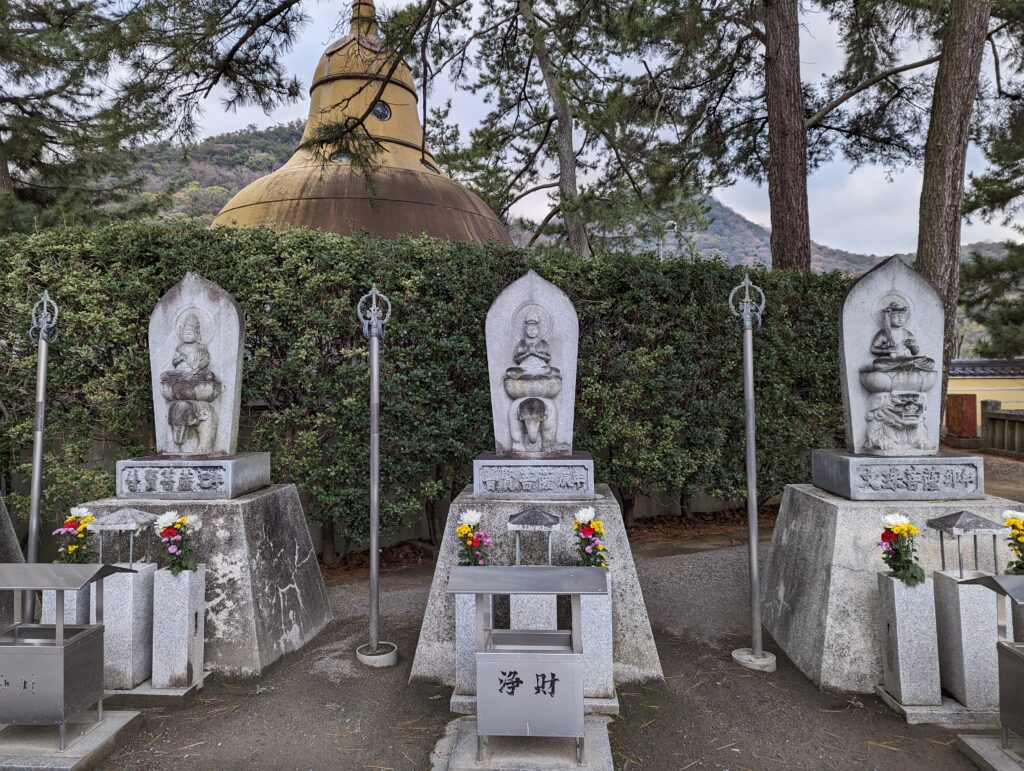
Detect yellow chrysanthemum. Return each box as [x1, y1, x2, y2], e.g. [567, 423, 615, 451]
[67, 544, 78, 553]
[455, 524, 471, 538]
[76, 533, 85, 539]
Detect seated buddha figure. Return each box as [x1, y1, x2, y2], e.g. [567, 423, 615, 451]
[159, 312, 221, 454]
[503, 312, 562, 454]
[860, 300, 937, 453]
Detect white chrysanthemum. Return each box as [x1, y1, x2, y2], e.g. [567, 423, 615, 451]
[70, 505, 91, 518]
[459, 510, 482, 527]
[1003, 510, 1024, 519]
[883, 514, 910, 528]
[154, 511, 180, 531]
[574, 506, 596, 524]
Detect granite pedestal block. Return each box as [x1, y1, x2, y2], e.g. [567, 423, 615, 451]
[473, 453, 594, 499]
[41, 586, 91, 626]
[0, 494, 21, 626]
[1015, 601, 1024, 644]
[934, 569, 1012, 710]
[762, 484, 1019, 693]
[152, 566, 205, 689]
[582, 577, 614, 699]
[509, 594, 557, 630]
[92, 562, 156, 690]
[414, 485, 660, 691]
[81, 484, 333, 676]
[811, 449, 984, 501]
[878, 573, 941, 706]
[116, 452, 270, 500]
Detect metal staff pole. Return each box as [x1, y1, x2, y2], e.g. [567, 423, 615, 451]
[728, 275, 776, 673]
[355, 285, 398, 668]
[24, 291, 59, 621]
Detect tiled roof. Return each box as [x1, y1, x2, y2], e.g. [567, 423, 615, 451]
[949, 358, 1024, 377]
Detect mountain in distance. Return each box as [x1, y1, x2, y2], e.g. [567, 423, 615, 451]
[686, 197, 1009, 274]
[138, 123, 1010, 273]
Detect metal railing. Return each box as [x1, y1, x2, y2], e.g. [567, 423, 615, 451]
[982, 400, 1024, 459]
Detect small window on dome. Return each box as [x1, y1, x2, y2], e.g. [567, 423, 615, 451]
[371, 101, 392, 121]
[329, 151, 352, 164]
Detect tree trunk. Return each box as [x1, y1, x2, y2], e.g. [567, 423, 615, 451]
[0, 139, 14, 194]
[916, 0, 992, 401]
[519, 0, 591, 256]
[762, 0, 811, 272]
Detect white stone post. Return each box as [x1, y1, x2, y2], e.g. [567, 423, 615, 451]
[877, 573, 941, 706]
[152, 566, 206, 689]
[91, 562, 157, 690]
[934, 569, 1013, 709]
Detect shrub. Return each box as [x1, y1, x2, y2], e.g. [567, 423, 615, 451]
[0, 222, 850, 541]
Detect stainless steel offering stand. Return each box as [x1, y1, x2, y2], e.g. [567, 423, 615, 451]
[447, 565, 608, 765]
[23, 291, 59, 621]
[926, 511, 1010, 578]
[355, 285, 398, 668]
[728, 275, 776, 673]
[0, 563, 133, 750]
[961, 575, 1024, 750]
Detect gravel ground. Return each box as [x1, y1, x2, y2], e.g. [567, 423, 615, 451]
[103, 536, 986, 771]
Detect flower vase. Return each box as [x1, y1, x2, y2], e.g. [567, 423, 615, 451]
[877, 573, 941, 706]
[92, 562, 157, 690]
[41, 586, 91, 625]
[152, 566, 206, 689]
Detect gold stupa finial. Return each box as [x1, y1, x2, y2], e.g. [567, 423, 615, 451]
[351, 0, 378, 36]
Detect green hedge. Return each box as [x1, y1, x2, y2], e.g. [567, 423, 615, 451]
[0, 222, 851, 541]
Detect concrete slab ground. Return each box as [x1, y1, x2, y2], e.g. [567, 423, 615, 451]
[103, 542, 982, 770]
[431, 716, 612, 770]
[103, 678, 201, 709]
[958, 733, 1024, 771]
[0, 711, 142, 770]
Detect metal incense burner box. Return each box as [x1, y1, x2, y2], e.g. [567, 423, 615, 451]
[447, 565, 608, 765]
[0, 563, 133, 749]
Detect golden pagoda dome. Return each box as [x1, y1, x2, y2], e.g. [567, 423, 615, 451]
[212, 0, 511, 245]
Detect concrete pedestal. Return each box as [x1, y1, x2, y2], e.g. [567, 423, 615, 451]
[93, 563, 156, 690]
[877, 573, 941, 706]
[152, 566, 205, 689]
[81, 484, 333, 676]
[934, 570, 1012, 710]
[762, 484, 1019, 693]
[42, 586, 91, 626]
[413, 485, 661, 691]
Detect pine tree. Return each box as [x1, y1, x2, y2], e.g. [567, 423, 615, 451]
[0, 0, 309, 232]
[961, 244, 1024, 358]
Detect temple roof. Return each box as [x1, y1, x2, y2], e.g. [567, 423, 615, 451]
[212, 0, 511, 245]
[949, 358, 1024, 378]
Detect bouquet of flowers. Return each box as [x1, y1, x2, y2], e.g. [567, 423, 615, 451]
[455, 509, 492, 566]
[879, 514, 924, 587]
[1004, 511, 1024, 575]
[572, 506, 608, 568]
[154, 511, 202, 576]
[53, 507, 96, 564]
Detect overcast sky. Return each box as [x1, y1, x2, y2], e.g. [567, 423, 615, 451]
[197, 3, 1021, 256]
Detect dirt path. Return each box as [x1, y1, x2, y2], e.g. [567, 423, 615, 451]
[104, 540, 983, 771]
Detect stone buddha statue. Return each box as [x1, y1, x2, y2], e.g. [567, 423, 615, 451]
[860, 299, 937, 453]
[503, 311, 563, 454]
[159, 312, 221, 454]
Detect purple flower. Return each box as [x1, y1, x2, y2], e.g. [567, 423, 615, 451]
[161, 537, 169, 543]
[477, 559, 484, 565]
[585, 545, 593, 554]
[172, 535, 182, 542]
[168, 545, 179, 554]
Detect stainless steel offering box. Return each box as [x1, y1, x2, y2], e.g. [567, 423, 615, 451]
[0, 563, 133, 749]
[447, 565, 608, 765]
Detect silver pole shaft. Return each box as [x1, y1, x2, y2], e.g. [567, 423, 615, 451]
[23, 336, 49, 619]
[369, 333, 381, 651]
[742, 320, 763, 658]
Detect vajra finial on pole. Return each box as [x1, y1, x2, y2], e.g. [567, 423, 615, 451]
[728, 272, 776, 673]
[728, 273, 765, 331]
[357, 284, 392, 339]
[29, 290, 59, 343]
